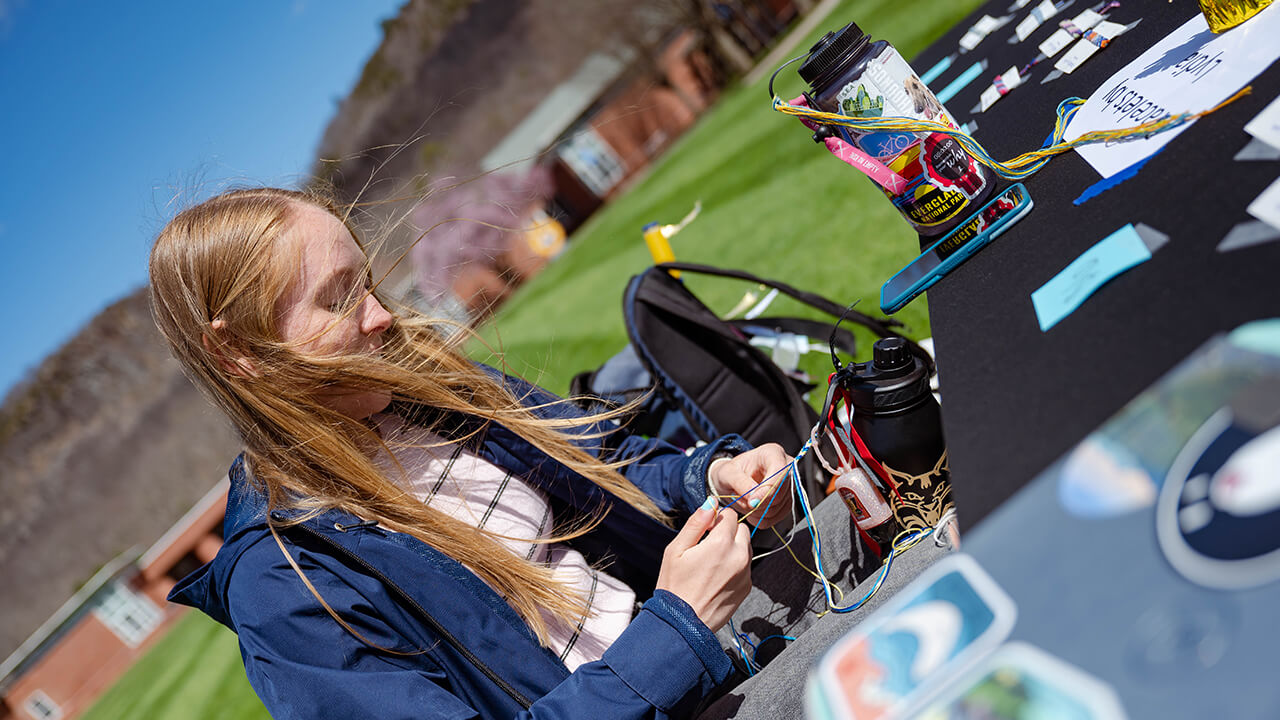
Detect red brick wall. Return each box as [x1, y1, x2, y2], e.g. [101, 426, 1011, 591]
[588, 32, 716, 198]
[1, 609, 183, 720]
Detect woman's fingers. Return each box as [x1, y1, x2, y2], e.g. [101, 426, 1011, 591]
[657, 502, 753, 631]
[665, 498, 717, 555]
[709, 444, 796, 528]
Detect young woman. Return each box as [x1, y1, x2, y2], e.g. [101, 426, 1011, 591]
[151, 187, 950, 720]
[150, 186, 811, 718]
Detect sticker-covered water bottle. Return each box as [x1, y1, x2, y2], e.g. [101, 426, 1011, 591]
[799, 23, 995, 238]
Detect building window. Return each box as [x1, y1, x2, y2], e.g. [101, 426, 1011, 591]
[557, 127, 625, 197]
[93, 580, 163, 647]
[167, 550, 204, 583]
[23, 689, 63, 720]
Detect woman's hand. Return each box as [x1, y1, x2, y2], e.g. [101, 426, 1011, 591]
[708, 443, 795, 529]
[656, 500, 752, 631]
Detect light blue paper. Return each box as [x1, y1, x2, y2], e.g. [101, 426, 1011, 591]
[1031, 224, 1151, 331]
[1230, 319, 1280, 358]
[920, 55, 954, 85]
[937, 61, 986, 104]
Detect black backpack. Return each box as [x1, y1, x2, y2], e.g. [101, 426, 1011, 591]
[571, 262, 932, 494]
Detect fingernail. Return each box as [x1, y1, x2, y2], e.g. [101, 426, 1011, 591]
[700, 497, 717, 512]
[749, 498, 761, 508]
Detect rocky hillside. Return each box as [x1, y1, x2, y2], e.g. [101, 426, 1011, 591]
[312, 0, 713, 296]
[315, 0, 691, 201]
[0, 289, 239, 658]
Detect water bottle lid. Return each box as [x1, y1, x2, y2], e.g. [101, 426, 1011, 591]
[872, 337, 912, 373]
[846, 338, 931, 413]
[798, 22, 870, 89]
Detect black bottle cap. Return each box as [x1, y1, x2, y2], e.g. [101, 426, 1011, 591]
[798, 22, 870, 90]
[845, 338, 931, 413]
[873, 337, 911, 373]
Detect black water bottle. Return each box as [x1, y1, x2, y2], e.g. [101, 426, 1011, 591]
[843, 337, 951, 532]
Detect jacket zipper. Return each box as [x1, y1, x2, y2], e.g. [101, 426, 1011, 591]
[292, 522, 535, 710]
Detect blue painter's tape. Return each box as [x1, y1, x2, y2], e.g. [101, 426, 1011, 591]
[1072, 146, 1166, 206]
[937, 61, 986, 104]
[1031, 224, 1152, 331]
[920, 55, 954, 85]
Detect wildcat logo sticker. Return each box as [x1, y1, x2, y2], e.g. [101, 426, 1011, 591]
[1157, 408, 1280, 590]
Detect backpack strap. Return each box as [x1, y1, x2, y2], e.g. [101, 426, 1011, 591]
[654, 262, 934, 376]
[655, 262, 897, 333]
[623, 268, 818, 449]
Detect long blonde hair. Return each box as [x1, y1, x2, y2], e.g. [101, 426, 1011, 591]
[149, 187, 665, 645]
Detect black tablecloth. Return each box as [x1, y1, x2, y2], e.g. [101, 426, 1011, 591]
[904, 1, 1280, 527]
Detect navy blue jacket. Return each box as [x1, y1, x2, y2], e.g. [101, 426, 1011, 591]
[169, 373, 750, 719]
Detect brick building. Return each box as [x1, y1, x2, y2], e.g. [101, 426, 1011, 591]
[481, 29, 721, 232]
[0, 480, 228, 720]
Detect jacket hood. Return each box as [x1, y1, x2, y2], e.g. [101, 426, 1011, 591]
[167, 454, 273, 627]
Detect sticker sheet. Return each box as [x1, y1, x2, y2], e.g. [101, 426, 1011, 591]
[812, 554, 1017, 720]
[914, 643, 1127, 719]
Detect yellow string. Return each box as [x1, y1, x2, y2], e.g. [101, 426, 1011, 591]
[773, 86, 1252, 180]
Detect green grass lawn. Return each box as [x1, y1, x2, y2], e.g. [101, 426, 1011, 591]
[475, 0, 985, 392]
[80, 611, 269, 720]
[82, 2, 982, 717]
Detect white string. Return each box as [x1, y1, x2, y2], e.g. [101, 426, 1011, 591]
[811, 423, 843, 476]
[933, 508, 960, 549]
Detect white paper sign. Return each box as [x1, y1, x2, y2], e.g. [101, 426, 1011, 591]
[1068, 5, 1280, 178]
[1244, 94, 1280, 149]
[1248, 176, 1280, 230]
[1039, 28, 1075, 57]
[1016, 0, 1060, 41]
[1054, 38, 1097, 74]
[961, 14, 1005, 50]
[980, 67, 1026, 111]
[1067, 9, 1105, 33]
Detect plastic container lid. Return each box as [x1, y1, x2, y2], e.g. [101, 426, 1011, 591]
[798, 22, 871, 89]
[846, 337, 931, 413]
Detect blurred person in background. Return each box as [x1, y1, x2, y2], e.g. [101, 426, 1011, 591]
[411, 167, 565, 324]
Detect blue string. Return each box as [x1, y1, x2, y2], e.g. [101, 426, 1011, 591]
[751, 634, 798, 666]
[718, 435, 815, 539]
[728, 618, 756, 676]
[936, 60, 986, 104]
[717, 433, 933, 616]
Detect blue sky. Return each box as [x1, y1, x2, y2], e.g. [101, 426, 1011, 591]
[0, 0, 404, 398]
